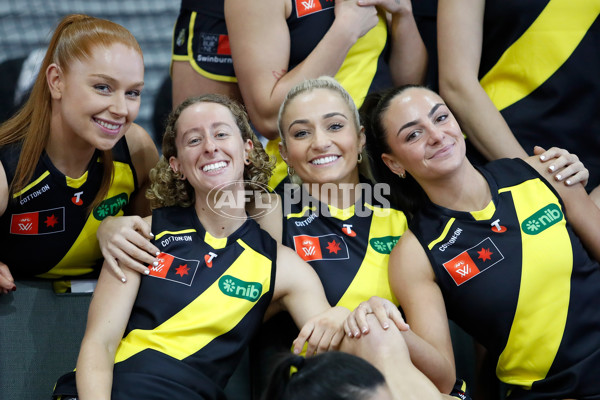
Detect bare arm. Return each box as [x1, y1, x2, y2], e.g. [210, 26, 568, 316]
[225, 0, 378, 139]
[437, 0, 527, 160]
[360, 0, 428, 85]
[270, 245, 348, 355]
[0, 161, 16, 293]
[388, 230, 456, 393]
[526, 156, 600, 261]
[76, 263, 141, 400]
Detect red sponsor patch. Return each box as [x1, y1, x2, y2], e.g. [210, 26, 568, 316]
[342, 224, 356, 237]
[217, 34, 231, 55]
[10, 207, 65, 235]
[294, 235, 323, 261]
[293, 234, 349, 262]
[442, 237, 504, 286]
[295, 0, 324, 17]
[149, 252, 199, 286]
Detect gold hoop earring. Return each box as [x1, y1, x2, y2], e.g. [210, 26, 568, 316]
[357, 153, 363, 164]
[287, 166, 295, 176]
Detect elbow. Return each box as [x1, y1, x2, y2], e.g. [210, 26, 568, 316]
[435, 369, 457, 396]
[246, 108, 280, 141]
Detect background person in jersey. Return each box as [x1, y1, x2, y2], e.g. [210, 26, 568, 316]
[224, 0, 428, 191]
[0, 14, 158, 294]
[170, 0, 242, 109]
[353, 85, 600, 399]
[52, 94, 350, 400]
[436, 0, 600, 200]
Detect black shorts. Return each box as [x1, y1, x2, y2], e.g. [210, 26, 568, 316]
[171, 8, 236, 82]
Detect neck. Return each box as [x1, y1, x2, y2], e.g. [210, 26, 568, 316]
[418, 162, 491, 212]
[47, 110, 97, 178]
[194, 182, 247, 238]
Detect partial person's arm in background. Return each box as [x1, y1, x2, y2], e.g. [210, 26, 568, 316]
[225, 0, 378, 139]
[437, 0, 527, 160]
[0, 160, 16, 293]
[361, 0, 428, 85]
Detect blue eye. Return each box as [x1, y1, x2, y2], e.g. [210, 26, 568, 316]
[329, 122, 343, 131]
[94, 84, 110, 93]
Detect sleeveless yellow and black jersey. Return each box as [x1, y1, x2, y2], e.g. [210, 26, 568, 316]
[410, 158, 600, 399]
[282, 183, 407, 310]
[53, 206, 277, 400]
[0, 137, 137, 279]
[478, 0, 600, 188]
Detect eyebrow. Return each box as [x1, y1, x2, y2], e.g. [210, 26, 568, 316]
[396, 103, 445, 136]
[287, 112, 348, 131]
[91, 73, 144, 88]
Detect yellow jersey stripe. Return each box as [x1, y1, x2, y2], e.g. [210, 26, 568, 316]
[481, 0, 600, 111]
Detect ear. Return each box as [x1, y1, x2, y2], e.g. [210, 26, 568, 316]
[46, 63, 63, 100]
[168, 156, 184, 179]
[279, 141, 289, 163]
[381, 153, 405, 178]
[243, 139, 254, 165]
[358, 126, 366, 153]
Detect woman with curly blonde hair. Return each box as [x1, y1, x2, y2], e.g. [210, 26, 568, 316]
[53, 93, 348, 400]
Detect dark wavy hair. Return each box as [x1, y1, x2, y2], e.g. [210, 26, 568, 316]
[146, 94, 274, 209]
[360, 85, 430, 216]
[262, 352, 387, 400]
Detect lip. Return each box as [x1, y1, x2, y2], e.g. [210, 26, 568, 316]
[309, 154, 340, 166]
[429, 143, 454, 159]
[93, 117, 123, 136]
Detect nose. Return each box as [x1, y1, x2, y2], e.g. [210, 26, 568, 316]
[202, 135, 218, 154]
[311, 128, 332, 151]
[426, 123, 445, 144]
[109, 93, 128, 117]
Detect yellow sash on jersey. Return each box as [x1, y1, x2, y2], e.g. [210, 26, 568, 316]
[114, 239, 271, 363]
[480, 0, 600, 111]
[496, 179, 571, 387]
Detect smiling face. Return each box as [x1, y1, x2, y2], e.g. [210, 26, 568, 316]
[380, 87, 465, 182]
[50, 42, 144, 151]
[168, 101, 253, 197]
[279, 88, 365, 186]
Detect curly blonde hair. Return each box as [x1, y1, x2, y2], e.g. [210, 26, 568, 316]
[146, 94, 274, 209]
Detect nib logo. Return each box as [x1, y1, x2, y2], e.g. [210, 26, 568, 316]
[219, 275, 262, 302]
[522, 204, 563, 235]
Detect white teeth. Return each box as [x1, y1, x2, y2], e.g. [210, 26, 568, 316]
[96, 119, 120, 130]
[311, 156, 338, 165]
[202, 161, 227, 172]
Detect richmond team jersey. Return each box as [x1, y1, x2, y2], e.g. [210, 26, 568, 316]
[283, 184, 407, 310]
[478, 0, 600, 188]
[53, 206, 277, 400]
[0, 138, 137, 279]
[410, 158, 600, 399]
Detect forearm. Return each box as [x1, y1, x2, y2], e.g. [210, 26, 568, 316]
[440, 77, 527, 160]
[245, 21, 359, 138]
[76, 338, 115, 400]
[388, 10, 428, 85]
[401, 329, 456, 394]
